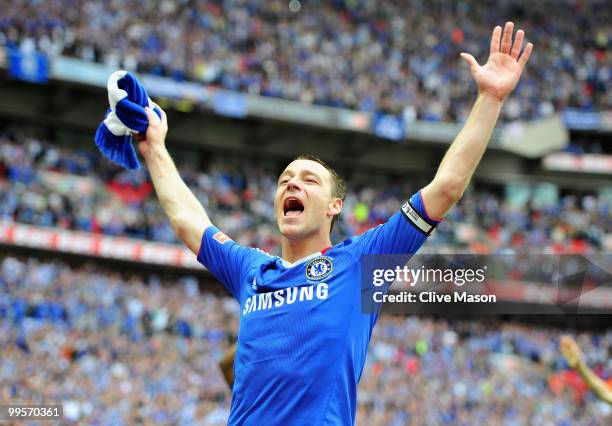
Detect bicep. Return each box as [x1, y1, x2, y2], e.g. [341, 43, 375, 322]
[196, 226, 255, 300]
[177, 213, 213, 255]
[354, 192, 439, 256]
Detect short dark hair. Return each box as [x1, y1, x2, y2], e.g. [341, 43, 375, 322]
[292, 154, 346, 234]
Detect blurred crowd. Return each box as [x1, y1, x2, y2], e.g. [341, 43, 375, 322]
[1, 256, 610, 425]
[0, 256, 235, 425]
[0, 132, 610, 257]
[1, 3, 611, 425]
[360, 316, 611, 425]
[1, 0, 610, 121]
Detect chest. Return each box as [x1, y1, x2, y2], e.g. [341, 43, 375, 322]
[238, 254, 359, 336]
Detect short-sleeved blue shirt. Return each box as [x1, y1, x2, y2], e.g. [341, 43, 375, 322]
[198, 191, 439, 425]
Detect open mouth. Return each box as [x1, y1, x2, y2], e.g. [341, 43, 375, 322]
[283, 197, 305, 217]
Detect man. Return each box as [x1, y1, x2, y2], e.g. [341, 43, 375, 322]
[560, 335, 612, 405]
[137, 22, 532, 425]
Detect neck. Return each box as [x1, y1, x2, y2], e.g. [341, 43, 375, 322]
[281, 232, 331, 263]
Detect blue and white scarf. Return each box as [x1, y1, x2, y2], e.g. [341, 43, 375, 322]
[94, 70, 161, 170]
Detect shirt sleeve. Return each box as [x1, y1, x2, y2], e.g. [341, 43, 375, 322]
[350, 190, 441, 257]
[197, 226, 263, 300]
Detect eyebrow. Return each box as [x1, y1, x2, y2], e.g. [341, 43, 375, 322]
[278, 171, 292, 182]
[278, 169, 322, 183]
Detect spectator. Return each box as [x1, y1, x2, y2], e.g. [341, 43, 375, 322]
[1, 256, 609, 424]
[0, 0, 610, 121]
[0, 132, 609, 255]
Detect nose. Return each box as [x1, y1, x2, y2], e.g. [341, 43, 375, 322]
[286, 177, 302, 192]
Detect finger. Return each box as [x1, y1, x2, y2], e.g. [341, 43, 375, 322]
[490, 25, 502, 56]
[500, 21, 514, 54]
[145, 107, 160, 126]
[150, 101, 164, 119]
[518, 42, 533, 70]
[159, 107, 168, 130]
[149, 102, 167, 130]
[460, 52, 480, 72]
[510, 29, 524, 60]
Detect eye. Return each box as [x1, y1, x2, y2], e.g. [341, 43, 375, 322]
[305, 178, 318, 184]
[279, 178, 289, 185]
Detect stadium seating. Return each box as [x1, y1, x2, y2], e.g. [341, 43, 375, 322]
[1, 256, 609, 424]
[0, 133, 609, 255]
[1, 3, 610, 422]
[1, 0, 610, 121]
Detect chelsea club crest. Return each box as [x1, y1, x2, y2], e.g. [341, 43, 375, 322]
[305, 257, 333, 281]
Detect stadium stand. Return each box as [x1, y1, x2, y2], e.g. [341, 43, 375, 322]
[1, 256, 610, 425]
[0, 1, 610, 424]
[0, 132, 609, 256]
[1, 0, 610, 121]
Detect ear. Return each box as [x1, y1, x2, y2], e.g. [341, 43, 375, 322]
[327, 198, 343, 218]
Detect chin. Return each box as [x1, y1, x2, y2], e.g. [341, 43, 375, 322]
[278, 221, 309, 240]
[279, 226, 304, 240]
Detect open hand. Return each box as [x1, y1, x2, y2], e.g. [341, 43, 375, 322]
[460, 22, 533, 102]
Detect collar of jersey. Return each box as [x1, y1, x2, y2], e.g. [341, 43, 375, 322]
[279, 251, 323, 269]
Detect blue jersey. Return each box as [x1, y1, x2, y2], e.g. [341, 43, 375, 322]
[197, 191, 439, 425]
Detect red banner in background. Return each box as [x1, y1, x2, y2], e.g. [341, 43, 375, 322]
[0, 221, 202, 269]
[542, 152, 612, 174]
[1, 221, 611, 309]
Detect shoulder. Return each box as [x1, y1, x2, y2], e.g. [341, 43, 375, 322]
[244, 246, 277, 265]
[328, 226, 384, 256]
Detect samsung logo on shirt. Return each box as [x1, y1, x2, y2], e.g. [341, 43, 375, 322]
[242, 283, 329, 316]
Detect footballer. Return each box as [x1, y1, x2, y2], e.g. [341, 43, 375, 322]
[137, 22, 533, 425]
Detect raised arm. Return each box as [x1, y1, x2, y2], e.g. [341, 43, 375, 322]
[137, 107, 212, 254]
[421, 22, 533, 219]
[560, 335, 612, 405]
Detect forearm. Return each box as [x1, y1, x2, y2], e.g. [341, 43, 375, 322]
[143, 145, 212, 254]
[437, 93, 502, 189]
[576, 360, 612, 404]
[420, 21, 533, 218]
[422, 93, 502, 218]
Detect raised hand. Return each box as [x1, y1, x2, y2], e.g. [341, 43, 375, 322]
[460, 22, 533, 102]
[560, 335, 582, 369]
[135, 106, 168, 158]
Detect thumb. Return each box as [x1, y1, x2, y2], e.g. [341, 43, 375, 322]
[145, 106, 160, 126]
[460, 53, 479, 71]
